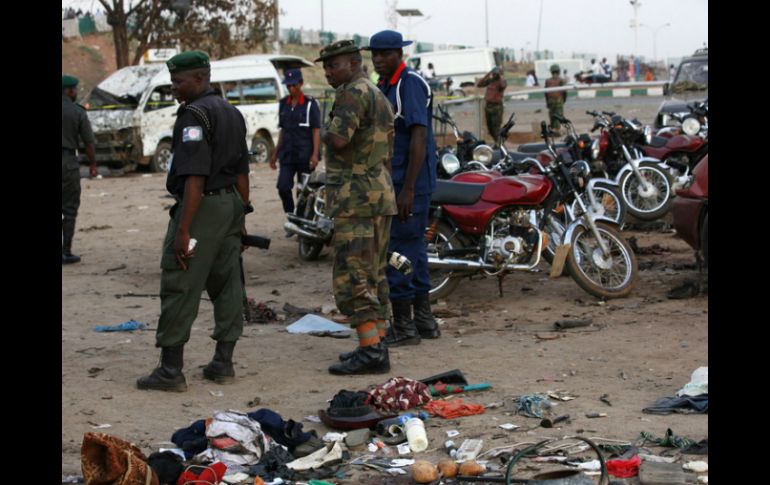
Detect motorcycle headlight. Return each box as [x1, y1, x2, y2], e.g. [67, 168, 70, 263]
[440, 153, 461, 175]
[472, 144, 494, 165]
[590, 139, 600, 161]
[643, 125, 652, 145]
[682, 117, 701, 136]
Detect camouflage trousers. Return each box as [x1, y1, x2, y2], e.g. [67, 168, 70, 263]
[332, 215, 392, 328]
[485, 102, 504, 141]
[547, 100, 565, 130]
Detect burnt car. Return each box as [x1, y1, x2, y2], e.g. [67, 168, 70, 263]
[671, 155, 708, 266]
[655, 48, 708, 129]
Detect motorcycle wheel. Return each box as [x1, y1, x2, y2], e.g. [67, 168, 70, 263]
[427, 221, 466, 303]
[297, 194, 324, 261]
[565, 221, 637, 299]
[571, 182, 626, 226]
[619, 162, 674, 221]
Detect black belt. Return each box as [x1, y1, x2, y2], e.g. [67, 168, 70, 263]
[203, 185, 236, 196]
[62, 148, 76, 155]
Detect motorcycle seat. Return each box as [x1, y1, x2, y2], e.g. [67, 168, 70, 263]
[648, 135, 669, 148]
[431, 180, 485, 205]
[517, 142, 568, 153]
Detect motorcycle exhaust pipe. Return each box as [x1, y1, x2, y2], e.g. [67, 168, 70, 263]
[283, 222, 324, 241]
[428, 256, 535, 272]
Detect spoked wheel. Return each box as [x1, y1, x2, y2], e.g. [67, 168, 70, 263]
[571, 182, 626, 225]
[297, 194, 323, 261]
[565, 221, 637, 299]
[427, 221, 465, 302]
[619, 162, 674, 221]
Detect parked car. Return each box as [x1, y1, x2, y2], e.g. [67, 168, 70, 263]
[671, 155, 708, 266]
[655, 48, 708, 129]
[78, 54, 313, 172]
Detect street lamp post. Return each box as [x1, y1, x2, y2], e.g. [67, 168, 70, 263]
[640, 23, 671, 63]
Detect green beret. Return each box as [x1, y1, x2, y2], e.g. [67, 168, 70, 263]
[550, 64, 561, 73]
[166, 51, 210, 73]
[62, 75, 79, 88]
[315, 40, 360, 63]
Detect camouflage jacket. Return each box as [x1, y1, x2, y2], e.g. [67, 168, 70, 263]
[545, 77, 567, 103]
[325, 74, 397, 218]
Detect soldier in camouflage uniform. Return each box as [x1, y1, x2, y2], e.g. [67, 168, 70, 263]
[317, 40, 398, 375]
[477, 66, 507, 145]
[545, 64, 567, 134]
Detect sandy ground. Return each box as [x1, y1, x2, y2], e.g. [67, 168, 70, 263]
[62, 163, 707, 482]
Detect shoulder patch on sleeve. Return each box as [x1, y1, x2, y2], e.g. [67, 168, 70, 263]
[182, 126, 204, 142]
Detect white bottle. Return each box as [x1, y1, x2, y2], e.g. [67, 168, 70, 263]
[405, 418, 428, 452]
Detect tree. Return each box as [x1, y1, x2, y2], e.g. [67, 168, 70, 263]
[99, 0, 278, 69]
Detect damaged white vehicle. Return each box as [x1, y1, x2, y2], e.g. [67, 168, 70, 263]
[80, 54, 314, 172]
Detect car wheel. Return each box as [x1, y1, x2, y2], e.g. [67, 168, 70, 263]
[150, 141, 173, 172]
[251, 135, 272, 164]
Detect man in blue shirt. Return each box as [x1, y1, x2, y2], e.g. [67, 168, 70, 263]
[365, 30, 441, 347]
[269, 68, 321, 225]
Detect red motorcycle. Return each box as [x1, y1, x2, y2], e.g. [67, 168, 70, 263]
[426, 122, 637, 301]
[671, 155, 708, 267]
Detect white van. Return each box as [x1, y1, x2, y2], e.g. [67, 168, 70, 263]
[81, 54, 313, 172]
[406, 47, 500, 89]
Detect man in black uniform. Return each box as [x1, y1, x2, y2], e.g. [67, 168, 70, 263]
[137, 51, 252, 392]
[61, 75, 97, 264]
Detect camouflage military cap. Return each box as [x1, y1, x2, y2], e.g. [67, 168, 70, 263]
[166, 51, 211, 73]
[550, 64, 561, 73]
[315, 40, 360, 63]
[62, 75, 79, 88]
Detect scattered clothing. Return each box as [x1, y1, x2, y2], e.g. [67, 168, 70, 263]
[171, 420, 208, 459]
[368, 377, 432, 412]
[423, 399, 485, 419]
[147, 451, 185, 485]
[193, 411, 269, 467]
[606, 455, 642, 478]
[515, 394, 553, 418]
[245, 299, 277, 324]
[248, 446, 296, 481]
[176, 462, 226, 485]
[638, 429, 700, 450]
[286, 442, 344, 471]
[81, 432, 159, 485]
[643, 395, 708, 415]
[94, 320, 147, 332]
[247, 408, 314, 453]
[681, 439, 709, 455]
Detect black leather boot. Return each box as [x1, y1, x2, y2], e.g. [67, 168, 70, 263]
[328, 341, 390, 375]
[62, 219, 81, 264]
[384, 299, 421, 347]
[413, 293, 441, 339]
[203, 340, 236, 384]
[136, 345, 187, 392]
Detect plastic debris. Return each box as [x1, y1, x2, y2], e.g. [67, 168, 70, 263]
[638, 453, 677, 463]
[606, 455, 642, 478]
[446, 430, 460, 438]
[93, 320, 146, 332]
[286, 314, 353, 334]
[455, 439, 483, 462]
[683, 461, 708, 473]
[677, 367, 708, 397]
[322, 432, 347, 443]
[209, 390, 224, 397]
[90, 423, 112, 429]
[223, 472, 250, 483]
[397, 443, 411, 455]
[698, 476, 708, 483]
[515, 394, 552, 418]
[498, 423, 519, 431]
[305, 415, 321, 423]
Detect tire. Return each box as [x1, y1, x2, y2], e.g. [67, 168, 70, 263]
[619, 162, 674, 221]
[571, 182, 626, 226]
[700, 212, 708, 268]
[565, 221, 637, 299]
[150, 140, 173, 172]
[250, 135, 272, 164]
[297, 193, 324, 261]
[427, 221, 466, 302]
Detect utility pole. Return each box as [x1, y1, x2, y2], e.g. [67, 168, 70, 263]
[485, 0, 489, 47]
[320, 0, 324, 31]
[536, 0, 543, 56]
[273, 0, 280, 53]
[629, 0, 640, 55]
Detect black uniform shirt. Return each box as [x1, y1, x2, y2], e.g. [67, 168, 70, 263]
[277, 93, 320, 164]
[62, 95, 95, 149]
[166, 89, 249, 197]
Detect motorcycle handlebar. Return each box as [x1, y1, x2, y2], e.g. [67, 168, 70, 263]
[602, 111, 616, 117]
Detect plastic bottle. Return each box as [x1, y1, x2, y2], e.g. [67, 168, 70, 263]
[405, 417, 429, 452]
[444, 440, 458, 458]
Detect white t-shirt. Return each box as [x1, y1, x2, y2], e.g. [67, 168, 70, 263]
[591, 62, 604, 76]
[525, 74, 536, 87]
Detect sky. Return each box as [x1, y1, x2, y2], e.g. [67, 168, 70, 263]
[63, 0, 708, 63]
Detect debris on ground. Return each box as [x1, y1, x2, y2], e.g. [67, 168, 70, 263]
[244, 299, 277, 324]
[93, 320, 147, 332]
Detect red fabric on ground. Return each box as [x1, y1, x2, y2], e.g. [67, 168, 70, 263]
[368, 377, 432, 412]
[606, 455, 641, 478]
[176, 462, 227, 485]
[423, 399, 485, 419]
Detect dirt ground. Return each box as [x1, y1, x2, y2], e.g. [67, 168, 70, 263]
[61, 163, 708, 482]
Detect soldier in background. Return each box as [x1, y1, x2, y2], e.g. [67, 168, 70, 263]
[545, 64, 567, 135]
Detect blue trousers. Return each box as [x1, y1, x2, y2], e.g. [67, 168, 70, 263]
[277, 162, 310, 213]
[387, 194, 431, 301]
